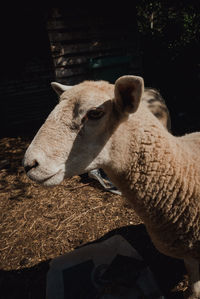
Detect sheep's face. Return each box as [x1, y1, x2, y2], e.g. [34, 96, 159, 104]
[23, 76, 144, 186]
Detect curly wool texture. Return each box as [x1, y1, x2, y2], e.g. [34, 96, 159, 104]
[24, 77, 200, 298]
[25, 78, 200, 264]
[105, 104, 200, 261]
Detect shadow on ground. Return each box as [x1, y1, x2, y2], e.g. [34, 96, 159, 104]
[0, 224, 186, 299]
[0, 260, 50, 299]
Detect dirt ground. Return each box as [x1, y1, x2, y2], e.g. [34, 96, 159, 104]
[0, 136, 188, 298]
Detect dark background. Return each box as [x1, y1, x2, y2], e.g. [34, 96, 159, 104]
[0, 1, 199, 137]
[137, 0, 200, 135]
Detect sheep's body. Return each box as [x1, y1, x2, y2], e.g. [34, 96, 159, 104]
[142, 87, 171, 131]
[23, 76, 200, 298]
[104, 104, 200, 261]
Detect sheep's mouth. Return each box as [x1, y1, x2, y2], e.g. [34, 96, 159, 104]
[27, 169, 65, 186]
[41, 170, 65, 186]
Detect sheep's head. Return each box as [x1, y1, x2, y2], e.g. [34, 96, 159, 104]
[23, 75, 144, 186]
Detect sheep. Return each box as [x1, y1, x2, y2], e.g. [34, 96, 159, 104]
[142, 87, 171, 131]
[88, 86, 171, 194]
[23, 76, 200, 298]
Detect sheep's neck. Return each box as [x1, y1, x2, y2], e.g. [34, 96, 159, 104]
[105, 119, 192, 228]
[104, 111, 200, 259]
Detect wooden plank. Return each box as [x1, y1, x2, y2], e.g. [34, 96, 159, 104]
[47, 19, 110, 31]
[51, 40, 137, 58]
[55, 67, 88, 78]
[47, 15, 134, 31]
[48, 25, 136, 43]
[55, 59, 141, 80]
[46, 8, 141, 86]
[52, 48, 132, 67]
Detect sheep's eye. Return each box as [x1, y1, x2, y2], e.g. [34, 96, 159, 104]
[87, 108, 105, 120]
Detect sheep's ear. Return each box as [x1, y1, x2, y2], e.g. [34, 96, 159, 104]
[51, 82, 73, 96]
[114, 75, 144, 114]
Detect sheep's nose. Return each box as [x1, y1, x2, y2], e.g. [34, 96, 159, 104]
[24, 159, 39, 173]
